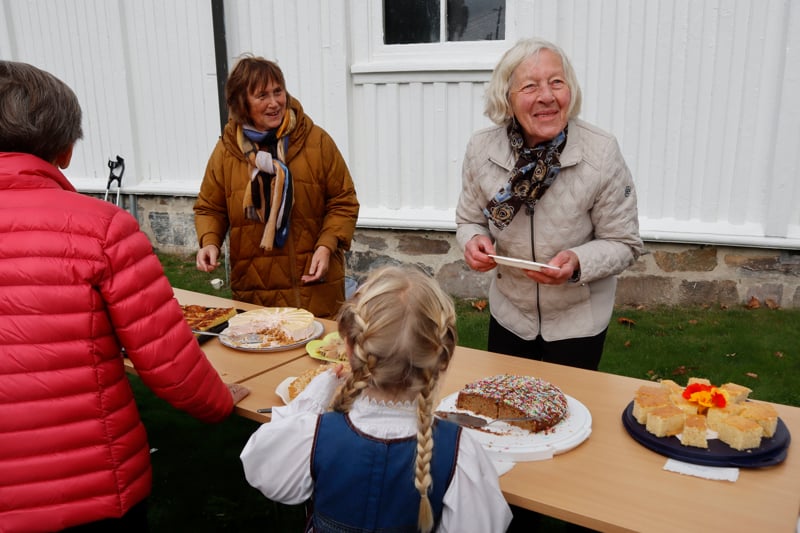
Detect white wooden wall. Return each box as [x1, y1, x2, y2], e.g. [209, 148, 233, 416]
[1, 0, 798, 249]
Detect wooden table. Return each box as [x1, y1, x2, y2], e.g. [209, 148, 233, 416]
[126, 288, 335, 384]
[238, 344, 800, 532]
[161, 290, 800, 532]
[235, 355, 329, 422]
[438, 347, 800, 532]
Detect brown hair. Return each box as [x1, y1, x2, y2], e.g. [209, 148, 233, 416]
[333, 265, 457, 533]
[225, 54, 287, 125]
[0, 61, 83, 163]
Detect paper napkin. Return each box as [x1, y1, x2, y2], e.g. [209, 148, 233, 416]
[663, 458, 739, 482]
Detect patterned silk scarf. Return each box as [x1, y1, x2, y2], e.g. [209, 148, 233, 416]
[483, 122, 567, 229]
[240, 108, 296, 250]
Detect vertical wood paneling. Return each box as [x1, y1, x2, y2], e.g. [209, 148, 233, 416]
[223, 0, 350, 157]
[1, 0, 797, 245]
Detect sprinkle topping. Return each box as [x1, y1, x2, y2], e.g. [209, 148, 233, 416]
[462, 374, 568, 426]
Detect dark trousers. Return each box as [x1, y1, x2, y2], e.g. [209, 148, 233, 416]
[489, 317, 604, 531]
[488, 316, 607, 371]
[60, 499, 149, 533]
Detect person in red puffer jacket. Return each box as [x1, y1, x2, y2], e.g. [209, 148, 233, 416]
[0, 61, 249, 533]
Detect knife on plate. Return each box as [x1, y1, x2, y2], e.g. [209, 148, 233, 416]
[434, 410, 541, 429]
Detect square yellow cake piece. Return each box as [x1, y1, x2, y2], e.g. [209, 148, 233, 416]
[706, 404, 744, 432]
[633, 387, 671, 424]
[670, 392, 699, 415]
[739, 402, 779, 437]
[658, 379, 683, 395]
[720, 382, 752, 404]
[717, 415, 763, 450]
[646, 405, 685, 437]
[680, 414, 708, 448]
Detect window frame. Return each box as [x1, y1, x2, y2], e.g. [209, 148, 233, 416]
[351, 0, 514, 83]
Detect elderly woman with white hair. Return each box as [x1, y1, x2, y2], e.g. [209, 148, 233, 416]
[456, 37, 644, 371]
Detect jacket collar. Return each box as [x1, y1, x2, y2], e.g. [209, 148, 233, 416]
[0, 152, 78, 193]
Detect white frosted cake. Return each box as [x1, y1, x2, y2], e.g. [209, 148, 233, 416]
[225, 307, 316, 345]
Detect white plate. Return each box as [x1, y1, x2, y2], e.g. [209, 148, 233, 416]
[219, 321, 324, 352]
[488, 254, 559, 272]
[436, 393, 592, 462]
[276, 377, 295, 404]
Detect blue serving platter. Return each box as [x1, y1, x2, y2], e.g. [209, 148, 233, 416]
[622, 401, 790, 468]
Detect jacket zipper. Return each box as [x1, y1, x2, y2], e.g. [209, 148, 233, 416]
[528, 207, 543, 333]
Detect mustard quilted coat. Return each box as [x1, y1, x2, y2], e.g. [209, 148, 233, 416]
[194, 97, 359, 318]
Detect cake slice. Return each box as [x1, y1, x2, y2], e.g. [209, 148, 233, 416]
[680, 414, 708, 448]
[717, 415, 763, 450]
[687, 377, 712, 386]
[720, 382, 752, 404]
[739, 402, 779, 438]
[670, 392, 699, 415]
[658, 379, 684, 395]
[645, 405, 685, 437]
[633, 386, 671, 424]
[706, 404, 744, 432]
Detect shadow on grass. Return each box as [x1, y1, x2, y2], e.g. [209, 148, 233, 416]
[129, 375, 306, 531]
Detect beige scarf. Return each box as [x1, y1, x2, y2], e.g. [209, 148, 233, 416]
[240, 109, 296, 250]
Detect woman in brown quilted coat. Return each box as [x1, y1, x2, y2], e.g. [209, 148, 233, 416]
[195, 55, 359, 318]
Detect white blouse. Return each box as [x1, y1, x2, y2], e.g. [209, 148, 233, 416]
[240, 370, 512, 533]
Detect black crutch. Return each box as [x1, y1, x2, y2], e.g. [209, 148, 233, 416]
[104, 155, 125, 206]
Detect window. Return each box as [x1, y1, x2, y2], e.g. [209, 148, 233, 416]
[383, 0, 505, 45]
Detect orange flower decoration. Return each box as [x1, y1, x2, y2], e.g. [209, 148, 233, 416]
[682, 383, 728, 408]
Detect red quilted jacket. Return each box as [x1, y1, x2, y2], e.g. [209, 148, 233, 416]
[0, 152, 234, 532]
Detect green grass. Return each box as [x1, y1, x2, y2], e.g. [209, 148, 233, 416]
[602, 306, 799, 406]
[139, 252, 799, 531]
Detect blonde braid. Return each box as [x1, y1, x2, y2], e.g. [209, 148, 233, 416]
[414, 369, 437, 533]
[332, 265, 458, 532]
[332, 300, 373, 413]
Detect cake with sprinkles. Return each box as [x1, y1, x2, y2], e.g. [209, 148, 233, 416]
[456, 374, 569, 433]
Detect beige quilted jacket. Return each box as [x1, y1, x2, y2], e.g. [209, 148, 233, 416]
[456, 119, 643, 341]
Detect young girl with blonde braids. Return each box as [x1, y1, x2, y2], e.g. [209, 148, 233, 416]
[241, 265, 511, 532]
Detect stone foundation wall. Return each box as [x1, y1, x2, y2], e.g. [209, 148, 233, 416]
[131, 195, 800, 309]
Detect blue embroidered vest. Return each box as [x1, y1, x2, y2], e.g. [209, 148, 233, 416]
[310, 411, 461, 532]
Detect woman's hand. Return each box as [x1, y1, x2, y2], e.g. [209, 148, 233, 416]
[196, 244, 221, 273]
[523, 250, 580, 285]
[227, 383, 251, 404]
[464, 234, 497, 272]
[301, 246, 331, 283]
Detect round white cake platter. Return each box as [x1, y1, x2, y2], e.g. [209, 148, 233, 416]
[436, 393, 592, 462]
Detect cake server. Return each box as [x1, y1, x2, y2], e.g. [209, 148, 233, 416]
[191, 330, 263, 344]
[434, 411, 541, 429]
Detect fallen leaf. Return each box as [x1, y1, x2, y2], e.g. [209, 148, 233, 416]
[745, 296, 760, 309]
[624, 340, 632, 348]
[745, 372, 759, 379]
[471, 299, 487, 312]
[725, 353, 736, 357]
[617, 317, 636, 327]
[688, 319, 698, 325]
[774, 351, 784, 358]
[765, 298, 780, 309]
[672, 365, 688, 376]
